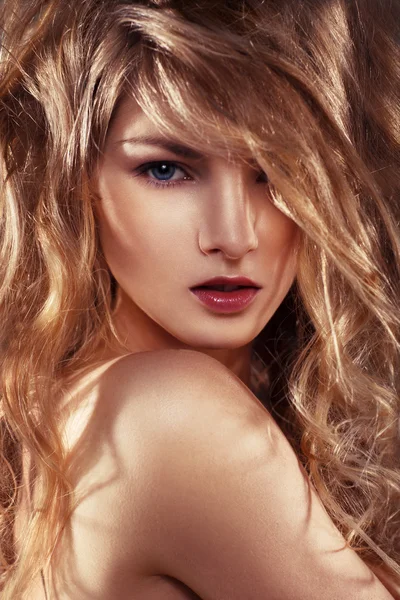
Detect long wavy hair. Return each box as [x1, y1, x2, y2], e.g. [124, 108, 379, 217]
[1, 0, 399, 596]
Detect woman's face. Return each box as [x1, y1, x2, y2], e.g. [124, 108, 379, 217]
[95, 96, 299, 351]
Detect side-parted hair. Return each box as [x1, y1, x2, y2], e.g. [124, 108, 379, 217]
[0, 0, 399, 596]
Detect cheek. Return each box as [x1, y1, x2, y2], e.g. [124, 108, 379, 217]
[95, 184, 190, 281]
[260, 204, 299, 265]
[258, 210, 299, 313]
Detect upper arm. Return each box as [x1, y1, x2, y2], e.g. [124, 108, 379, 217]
[122, 352, 394, 600]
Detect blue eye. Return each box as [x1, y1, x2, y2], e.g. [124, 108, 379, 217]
[133, 160, 268, 189]
[149, 163, 178, 181]
[134, 161, 191, 188]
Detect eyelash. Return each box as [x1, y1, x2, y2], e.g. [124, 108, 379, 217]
[134, 161, 192, 189]
[133, 160, 269, 189]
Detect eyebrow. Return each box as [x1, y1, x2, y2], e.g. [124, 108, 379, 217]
[115, 135, 204, 160]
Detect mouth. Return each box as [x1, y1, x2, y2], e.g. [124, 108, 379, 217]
[189, 283, 261, 313]
[192, 284, 257, 292]
[190, 275, 262, 291]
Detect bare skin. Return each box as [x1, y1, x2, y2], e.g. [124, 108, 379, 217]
[16, 350, 398, 599]
[14, 97, 398, 598]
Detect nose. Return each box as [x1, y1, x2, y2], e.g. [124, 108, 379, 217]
[198, 175, 259, 260]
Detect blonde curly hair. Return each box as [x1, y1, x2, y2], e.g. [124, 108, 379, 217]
[0, 0, 399, 596]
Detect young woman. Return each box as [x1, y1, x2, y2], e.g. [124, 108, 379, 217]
[1, 0, 399, 598]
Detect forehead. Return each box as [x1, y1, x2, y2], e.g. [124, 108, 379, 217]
[107, 95, 159, 141]
[107, 94, 257, 166]
[107, 96, 202, 159]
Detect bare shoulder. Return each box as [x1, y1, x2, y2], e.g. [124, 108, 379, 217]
[50, 351, 394, 599]
[95, 345, 286, 468]
[49, 349, 246, 598]
[99, 347, 255, 402]
[97, 348, 273, 434]
[98, 350, 393, 599]
[47, 349, 270, 598]
[102, 350, 394, 600]
[93, 348, 283, 486]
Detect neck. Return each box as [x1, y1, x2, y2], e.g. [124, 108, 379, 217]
[195, 345, 253, 387]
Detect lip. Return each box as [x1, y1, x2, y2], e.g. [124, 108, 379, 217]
[190, 276, 261, 288]
[189, 276, 261, 314]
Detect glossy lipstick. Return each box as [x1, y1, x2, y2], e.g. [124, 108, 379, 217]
[190, 276, 261, 314]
